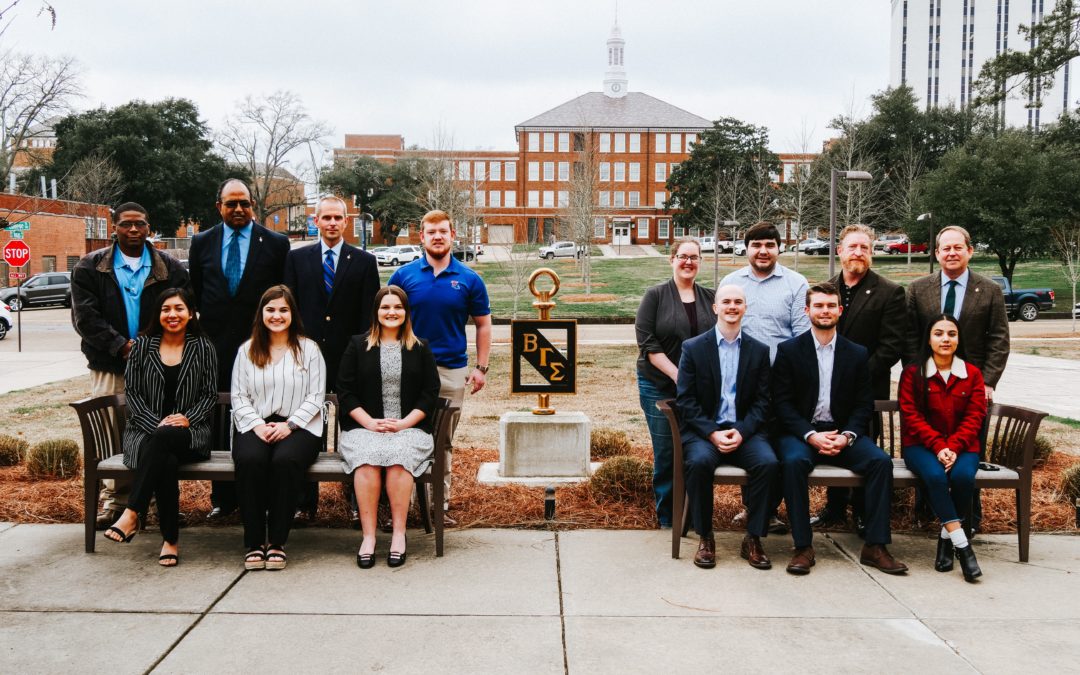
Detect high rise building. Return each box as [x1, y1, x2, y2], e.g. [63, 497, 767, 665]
[889, 0, 1078, 129]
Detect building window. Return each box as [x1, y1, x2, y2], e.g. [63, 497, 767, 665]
[686, 133, 697, 150]
[655, 133, 667, 153]
[599, 191, 611, 207]
[629, 163, 640, 182]
[84, 217, 94, 238]
[613, 191, 625, 207]
[614, 133, 625, 153]
[528, 217, 539, 242]
[614, 162, 625, 181]
[558, 162, 569, 182]
[543, 132, 555, 152]
[657, 218, 670, 240]
[543, 162, 554, 181]
[528, 190, 540, 207]
[670, 134, 682, 154]
[66, 255, 80, 271]
[669, 162, 679, 175]
[489, 191, 501, 208]
[558, 133, 569, 152]
[97, 218, 108, 238]
[528, 162, 540, 181]
[600, 162, 611, 181]
[505, 162, 516, 181]
[474, 161, 486, 181]
[629, 191, 640, 207]
[594, 217, 606, 238]
[528, 133, 540, 152]
[629, 133, 641, 153]
[599, 133, 611, 153]
[636, 217, 649, 238]
[655, 163, 666, 181]
[457, 161, 470, 180]
[542, 217, 556, 243]
[558, 190, 569, 207]
[674, 225, 685, 237]
[474, 190, 484, 207]
[43, 255, 57, 272]
[655, 192, 666, 208]
[542, 191, 554, 207]
[505, 190, 516, 207]
[573, 133, 585, 151]
[490, 161, 501, 181]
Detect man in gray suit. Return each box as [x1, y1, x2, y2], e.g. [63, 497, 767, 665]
[906, 224, 1009, 532]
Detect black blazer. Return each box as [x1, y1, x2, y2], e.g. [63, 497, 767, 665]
[336, 336, 440, 434]
[189, 222, 289, 389]
[635, 279, 717, 396]
[676, 329, 771, 442]
[284, 241, 380, 391]
[122, 333, 218, 469]
[772, 331, 873, 440]
[829, 269, 908, 400]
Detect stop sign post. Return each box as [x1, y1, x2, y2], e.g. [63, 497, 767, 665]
[3, 240, 30, 352]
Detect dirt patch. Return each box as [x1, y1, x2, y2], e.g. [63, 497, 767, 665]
[560, 294, 619, 303]
[562, 282, 608, 289]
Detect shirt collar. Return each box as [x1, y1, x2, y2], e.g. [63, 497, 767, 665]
[924, 355, 969, 379]
[941, 268, 970, 289]
[320, 239, 344, 258]
[739, 263, 783, 282]
[714, 326, 743, 347]
[113, 243, 150, 270]
[226, 221, 253, 242]
[420, 253, 460, 274]
[815, 332, 837, 351]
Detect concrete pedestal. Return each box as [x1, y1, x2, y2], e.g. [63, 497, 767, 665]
[476, 411, 595, 486]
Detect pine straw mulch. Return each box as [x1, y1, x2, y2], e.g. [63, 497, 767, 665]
[3, 443, 1078, 534]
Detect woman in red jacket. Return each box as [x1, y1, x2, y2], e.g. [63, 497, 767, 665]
[899, 314, 985, 582]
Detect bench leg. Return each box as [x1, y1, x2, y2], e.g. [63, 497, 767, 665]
[1016, 484, 1031, 563]
[417, 483, 433, 534]
[433, 477, 444, 557]
[84, 469, 97, 553]
[671, 489, 683, 559]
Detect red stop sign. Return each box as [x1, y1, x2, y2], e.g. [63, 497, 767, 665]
[3, 240, 30, 267]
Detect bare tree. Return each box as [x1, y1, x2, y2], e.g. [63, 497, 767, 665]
[1051, 222, 1080, 332]
[62, 151, 124, 206]
[888, 144, 925, 267]
[490, 244, 539, 319]
[780, 122, 818, 272]
[711, 164, 748, 266]
[0, 51, 80, 179]
[217, 90, 330, 223]
[559, 131, 601, 293]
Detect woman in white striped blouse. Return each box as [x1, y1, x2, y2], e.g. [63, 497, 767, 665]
[231, 285, 325, 571]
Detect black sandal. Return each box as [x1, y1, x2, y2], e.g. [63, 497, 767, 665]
[244, 548, 266, 571]
[158, 553, 179, 567]
[104, 525, 137, 544]
[265, 549, 287, 571]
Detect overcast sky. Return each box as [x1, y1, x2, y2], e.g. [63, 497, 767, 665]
[11, 0, 890, 162]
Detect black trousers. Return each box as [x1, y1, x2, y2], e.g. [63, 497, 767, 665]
[684, 431, 778, 537]
[233, 424, 319, 550]
[128, 426, 201, 544]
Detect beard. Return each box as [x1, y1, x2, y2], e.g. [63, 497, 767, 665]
[811, 316, 838, 330]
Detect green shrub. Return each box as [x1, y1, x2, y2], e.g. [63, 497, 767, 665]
[0, 434, 29, 466]
[25, 439, 81, 479]
[1061, 463, 1080, 504]
[590, 455, 651, 504]
[591, 427, 632, 459]
[1033, 435, 1053, 464]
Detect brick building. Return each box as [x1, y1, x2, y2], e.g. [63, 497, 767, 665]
[0, 193, 108, 287]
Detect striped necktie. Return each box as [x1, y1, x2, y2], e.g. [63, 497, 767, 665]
[323, 249, 335, 294]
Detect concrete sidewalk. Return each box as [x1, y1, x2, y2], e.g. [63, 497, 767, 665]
[1, 524, 1077, 673]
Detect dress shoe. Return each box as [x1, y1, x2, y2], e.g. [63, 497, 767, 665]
[809, 507, 846, 528]
[694, 535, 716, 569]
[740, 534, 771, 570]
[860, 544, 909, 575]
[767, 516, 789, 535]
[934, 537, 955, 572]
[292, 509, 315, 527]
[442, 513, 458, 528]
[731, 510, 747, 527]
[95, 508, 122, 531]
[786, 546, 815, 575]
[853, 513, 867, 539]
[387, 535, 407, 568]
[955, 545, 983, 582]
[206, 505, 235, 522]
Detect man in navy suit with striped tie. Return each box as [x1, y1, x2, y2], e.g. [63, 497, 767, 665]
[284, 195, 380, 523]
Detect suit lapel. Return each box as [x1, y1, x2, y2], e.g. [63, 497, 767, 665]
[842, 271, 876, 327]
[800, 333, 819, 410]
[237, 223, 265, 292]
[734, 335, 752, 410]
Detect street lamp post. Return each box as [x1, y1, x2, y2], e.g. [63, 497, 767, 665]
[829, 169, 874, 277]
[917, 212, 934, 273]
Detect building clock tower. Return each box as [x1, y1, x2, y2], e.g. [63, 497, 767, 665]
[603, 22, 627, 99]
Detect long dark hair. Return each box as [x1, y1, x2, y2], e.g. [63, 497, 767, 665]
[248, 284, 306, 368]
[143, 287, 204, 338]
[914, 313, 961, 410]
[366, 285, 419, 351]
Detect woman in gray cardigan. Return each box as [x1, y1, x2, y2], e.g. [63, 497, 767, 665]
[635, 238, 716, 528]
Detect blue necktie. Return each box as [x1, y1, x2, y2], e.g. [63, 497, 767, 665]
[225, 231, 242, 296]
[323, 249, 335, 294]
[943, 280, 957, 316]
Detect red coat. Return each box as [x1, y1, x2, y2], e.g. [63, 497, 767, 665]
[898, 360, 987, 455]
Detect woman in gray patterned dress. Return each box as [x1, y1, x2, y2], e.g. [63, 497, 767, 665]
[336, 285, 440, 568]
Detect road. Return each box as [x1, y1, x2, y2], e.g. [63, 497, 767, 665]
[1, 308, 1077, 418]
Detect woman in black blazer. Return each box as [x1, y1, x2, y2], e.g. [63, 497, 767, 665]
[635, 238, 716, 528]
[103, 287, 217, 567]
[336, 285, 440, 569]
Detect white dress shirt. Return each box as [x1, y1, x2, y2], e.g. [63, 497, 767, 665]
[231, 337, 326, 436]
[811, 332, 837, 425]
[940, 269, 970, 317]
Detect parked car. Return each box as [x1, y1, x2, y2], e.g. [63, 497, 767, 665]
[734, 242, 787, 256]
[801, 240, 834, 256]
[699, 236, 716, 253]
[452, 241, 484, 261]
[0, 302, 10, 340]
[538, 240, 583, 259]
[1073, 301, 1080, 320]
[716, 239, 735, 253]
[991, 276, 1055, 321]
[796, 238, 826, 253]
[0, 272, 72, 310]
[375, 245, 423, 266]
[885, 241, 928, 255]
[873, 233, 907, 252]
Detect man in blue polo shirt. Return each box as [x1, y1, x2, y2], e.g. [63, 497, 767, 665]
[389, 209, 492, 525]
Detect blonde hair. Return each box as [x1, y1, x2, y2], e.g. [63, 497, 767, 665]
[839, 224, 873, 244]
[366, 285, 420, 351]
[315, 195, 349, 217]
[935, 225, 972, 248]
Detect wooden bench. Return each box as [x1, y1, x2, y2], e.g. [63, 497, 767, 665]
[72, 393, 457, 557]
[657, 399, 1047, 562]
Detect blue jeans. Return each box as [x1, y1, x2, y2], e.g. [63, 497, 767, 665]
[638, 373, 674, 527]
[902, 445, 979, 526]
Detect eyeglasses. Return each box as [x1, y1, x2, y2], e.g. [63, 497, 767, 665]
[675, 254, 701, 263]
[222, 200, 252, 209]
[116, 220, 149, 230]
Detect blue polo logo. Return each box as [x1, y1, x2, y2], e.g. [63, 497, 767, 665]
[451, 280, 461, 290]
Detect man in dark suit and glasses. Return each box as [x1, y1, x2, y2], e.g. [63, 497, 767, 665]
[284, 195, 380, 523]
[815, 224, 908, 534]
[773, 282, 908, 576]
[676, 285, 778, 570]
[906, 225, 1009, 532]
[189, 178, 290, 520]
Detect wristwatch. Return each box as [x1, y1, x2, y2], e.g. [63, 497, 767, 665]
[841, 431, 856, 446]
[474, 364, 489, 374]
[287, 421, 299, 431]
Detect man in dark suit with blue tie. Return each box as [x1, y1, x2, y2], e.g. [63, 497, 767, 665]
[284, 195, 379, 522]
[189, 178, 290, 519]
[676, 285, 778, 570]
[773, 282, 908, 576]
